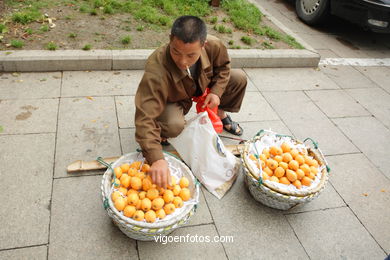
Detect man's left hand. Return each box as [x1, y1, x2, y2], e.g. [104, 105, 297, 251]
[202, 93, 220, 109]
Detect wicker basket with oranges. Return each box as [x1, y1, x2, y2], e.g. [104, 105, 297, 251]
[241, 130, 330, 210]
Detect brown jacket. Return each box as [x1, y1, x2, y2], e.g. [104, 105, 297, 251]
[135, 35, 231, 164]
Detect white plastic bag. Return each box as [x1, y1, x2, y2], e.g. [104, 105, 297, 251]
[170, 112, 240, 199]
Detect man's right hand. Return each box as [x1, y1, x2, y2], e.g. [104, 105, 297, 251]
[149, 159, 171, 189]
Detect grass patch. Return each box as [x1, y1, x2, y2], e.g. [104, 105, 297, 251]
[261, 41, 274, 49]
[222, 0, 263, 33]
[136, 25, 144, 31]
[210, 16, 218, 24]
[46, 41, 57, 50]
[82, 44, 92, 50]
[228, 40, 234, 45]
[241, 36, 255, 45]
[10, 39, 24, 48]
[68, 33, 77, 38]
[0, 24, 8, 34]
[121, 35, 131, 44]
[214, 24, 232, 34]
[40, 25, 50, 32]
[12, 10, 42, 24]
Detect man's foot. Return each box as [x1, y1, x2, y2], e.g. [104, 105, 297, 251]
[221, 114, 243, 136]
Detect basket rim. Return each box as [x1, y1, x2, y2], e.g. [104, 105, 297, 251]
[101, 152, 200, 229]
[241, 135, 329, 197]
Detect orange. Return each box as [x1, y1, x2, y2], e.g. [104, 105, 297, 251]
[128, 168, 137, 177]
[309, 172, 316, 180]
[274, 167, 285, 178]
[139, 191, 146, 200]
[286, 169, 297, 182]
[147, 188, 160, 201]
[293, 180, 302, 189]
[118, 187, 128, 196]
[164, 203, 175, 215]
[137, 172, 146, 180]
[141, 198, 152, 211]
[262, 148, 270, 158]
[288, 160, 299, 171]
[281, 142, 291, 153]
[279, 177, 291, 185]
[295, 155, 305, 165]
[152, 198, 165, 211]
[279, 161, 288, 170]
[127, 193, 139, 206]
[133, 210, 144, 221]
[259, 160, 266, 170]
[310, 159, 319, 168]
[171, 176, 177, 186]
[130, 161, 142, 170]
[259, 154, 267, 162]
[114, 197, 126, 211]
[121, 163, 130, 173]
[156, 208, 166, 219]
[274, 155, 283, 163]
[262, 172, 269, 180]
[263, 167, 273, 177]
[270, 146, 283, 156]
[301, 176, 312, 186]
[163, 190, 174, 203]
[114, 167, 122, 179]
[310, 166, 318, 175]
[300, 164, 311, 175]
[179, 188, 191, 201]
[135, 199, 142, 210]
[145, 210, 156, 223]
[296, 169, 305, 180]
[142, 178, 152, 191]
[127, 189, 138, 196]
[159, 187, 165, 195]
[290, 149, 299, 159]
[124, 205, 136, 218]
[141, 163, 151, 173]
[267, 159, 278, 170]
[130, 177, 142, 190]
[282, 153, 293, 163]
[111, 191, 121, 202]
[112, 178, 120, 188]
[269, 176, 279, 183]
[172, 185, 181, 196]
[173, 197, 183, 208]
[179, 177, 190, 188]
[120, 174, 131, 188]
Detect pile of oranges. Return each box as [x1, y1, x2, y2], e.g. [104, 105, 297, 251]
[110, 161, 192, 223]
[249, 142, 320, 189]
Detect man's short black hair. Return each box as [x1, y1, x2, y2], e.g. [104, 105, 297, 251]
[171, 16, 207, 44]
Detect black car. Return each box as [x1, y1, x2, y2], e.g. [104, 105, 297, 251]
[295, 0, 390, 33]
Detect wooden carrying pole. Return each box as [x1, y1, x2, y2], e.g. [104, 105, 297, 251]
[67, 144, 244, 173]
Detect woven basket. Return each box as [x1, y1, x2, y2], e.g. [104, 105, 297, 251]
[101, 152, 200, 241]
[241, 130, 330, 210]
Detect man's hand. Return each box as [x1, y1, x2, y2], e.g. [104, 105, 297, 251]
[202, 93, 220, 110]
[149, 159, 171, 189]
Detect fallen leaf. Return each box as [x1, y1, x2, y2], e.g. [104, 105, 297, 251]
[381, 189, 386, 192]
[12, 72, 20, 77]
[0, 125, 3, 133]
[362, 193, 368, 197]
[104, 124, 109, 128]
[86, 96, 94, 101]
[52, 75, 61, 79]
[40, 78, 47, 82]
[113, 71, 121, 75]
[91, 119, 97, 123]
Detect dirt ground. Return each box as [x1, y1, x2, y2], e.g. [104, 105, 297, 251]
[0, 3, 295, 50]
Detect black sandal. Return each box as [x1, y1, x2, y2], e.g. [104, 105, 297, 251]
[160, 138, 170, 146]
[221, 114, 243, 136]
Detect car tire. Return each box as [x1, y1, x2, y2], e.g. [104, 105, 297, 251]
[295, 0, 329, 25]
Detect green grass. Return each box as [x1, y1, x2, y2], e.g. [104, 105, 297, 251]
[210, 16, 218, 24]
[214, 24, 232, 34]
[0, 24, 8, 34]
[25, 28, 33, 35]
[222, 0, 263, 34]
[228, 40, 234, 45]
[90, 9, 98, 15]
[12, 10, 42, 24]
[68, 33, 77, 38]
[241, 36, 255, 45]
[10, 39, 24, 48]
[82, 44, 92, 50]
[40, 25, 50, 32]
[136, 25, 144, 31]
[262, 41, 274, 49]
[46, 41, 57, 50]
[121, 35, 131, 44]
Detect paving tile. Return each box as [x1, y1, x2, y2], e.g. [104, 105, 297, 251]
[55, 97, 121, 178]
[263, 91, 359, 155]
[286, 182, 345, 214]
[346, 88, 390, 129]
[286, 207, 386, 259]
[317, 49, 340, 58]
[115, 95, 135, 128]
[0, 134, 55, 250]
[245, 74, 258, 92]
[305, 89, 370, 118]
[230, 91, 279, 122]
[138, 224, 227, 260]
[355, 67, 390, 94]
[49, 175, 137, 260]
[332, 117, 390, 178]
[327, 154, 390, 253]
[203, 174, 308, 259]
[318, 64, 376, 89]
[61, 70, 143, 97]
[0, 72, 61, 99]
[0, 99, 58, 135]
[185, 189, 213, 227]
[119, 128, 138, 154]
[245, 68, 340, 91]
[0, 245, 47, 260]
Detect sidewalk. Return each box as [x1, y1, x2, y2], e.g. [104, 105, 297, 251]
[0, 65, 389, 259]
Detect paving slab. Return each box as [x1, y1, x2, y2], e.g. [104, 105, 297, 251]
[0, 98, 58, 135]
[327, 154, 390, 253]
[115, 96, 135, 129]
[332, 117, 390, 178]
[203, 173, 308, 259]
[317, 49, 340, 58]
[119, 128, 138, 154]
[55, 97, 121, 178]
[318, 64, 376, 89]
[49, 175, 137, 260]
[61, 70, 142, 97]
[0, 72, 61, 99]
[245, 68, 340, 91]
[138, 224, 227, 260]
[262, 91, 359, 155]
[354, 67, 390, 94]
[346, 88, 390, 129]
[0, 246, 47, 260]
[244, 74, 259, 92]
[286, 207, 386, 259]
[305, 89, 370, 118]
[185, 189, 213, 227]
[0, 134, 54, 250]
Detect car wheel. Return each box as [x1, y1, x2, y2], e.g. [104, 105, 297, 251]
[295, 0, 329, 25]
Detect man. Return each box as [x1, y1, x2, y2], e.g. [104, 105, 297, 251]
[135, 16, 247, 188]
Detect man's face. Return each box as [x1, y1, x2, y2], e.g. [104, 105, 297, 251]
[169, 36, 204, 71]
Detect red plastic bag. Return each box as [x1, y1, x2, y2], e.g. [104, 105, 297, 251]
[192, 88, 223, 133]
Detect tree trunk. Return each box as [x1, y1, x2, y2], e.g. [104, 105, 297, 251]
[210, 0, 220, 7]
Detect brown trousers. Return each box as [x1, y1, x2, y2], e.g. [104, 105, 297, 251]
[157, 69, 247, 138]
